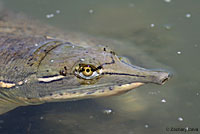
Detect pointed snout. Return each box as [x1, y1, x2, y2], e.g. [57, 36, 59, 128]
[101, 58, 172, 85]
[150, 71, 172, 85]
[124, 67, 172, 85]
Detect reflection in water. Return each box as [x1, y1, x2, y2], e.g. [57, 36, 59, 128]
[0, 0, 200, 134]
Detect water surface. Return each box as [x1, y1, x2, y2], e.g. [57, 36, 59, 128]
[0, 0, 200, 134]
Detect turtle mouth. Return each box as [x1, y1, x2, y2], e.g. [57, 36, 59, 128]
[24, 82, 145, 103]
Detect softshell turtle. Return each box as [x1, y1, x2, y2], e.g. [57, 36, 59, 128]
[0, 11, 171, 115]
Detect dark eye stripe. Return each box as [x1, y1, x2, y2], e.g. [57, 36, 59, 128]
[95, 55, 115, 70]
[102, 72, 146, 77]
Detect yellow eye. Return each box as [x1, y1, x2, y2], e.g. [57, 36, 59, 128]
[74, 64, 101, 80]
[82, 66, 93, 76]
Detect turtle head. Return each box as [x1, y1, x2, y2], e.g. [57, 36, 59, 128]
[12, 40, 171, 104]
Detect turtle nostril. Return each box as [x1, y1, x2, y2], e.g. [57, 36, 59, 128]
[161, 78, 169, 84]
[168, 73, 173, 78]
[161, 73, 172, 84]
[160, 72, 172, 84]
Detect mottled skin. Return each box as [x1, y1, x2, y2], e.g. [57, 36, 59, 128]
[0, 11, 171, 114]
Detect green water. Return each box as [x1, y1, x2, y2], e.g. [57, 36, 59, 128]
[0, 0, 200, 134]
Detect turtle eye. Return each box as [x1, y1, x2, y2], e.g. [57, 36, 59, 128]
[82, 66, 93, 76]
[74, 64, 101, 80]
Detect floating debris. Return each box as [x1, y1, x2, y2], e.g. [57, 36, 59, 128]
[46, 14, 54, 19]
[144, 124, 149, 128]
[164, 24, 172, 30]
[161, 99, 167, 103]
[178, 117, 183, 121]
[164, 0, 171, 3]
[40, 116, 44, 120]
[56, 10, 60, 14]
[50, 59, 54, 63]
[35, 43, 38, 47]
[103, 109, 113, 114]
[150, 23, 155, 28]
[185, 13, 191, 18]
[46, 10, 60, 19]
[89, 9, 94, 14]
[185, 127, 189, 131]
[177, 51, 181, 55]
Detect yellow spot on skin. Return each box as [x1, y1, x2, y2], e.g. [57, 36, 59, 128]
[38, 75, 65, 82]
[18, 81, 23, 85]
[45, 36, 54, 39]
[0, 81, 16, 88]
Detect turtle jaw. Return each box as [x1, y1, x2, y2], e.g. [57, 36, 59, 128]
[47, 82, 145, 100]
[18, 82, 145, 104]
